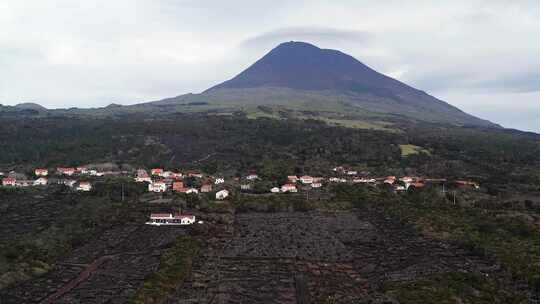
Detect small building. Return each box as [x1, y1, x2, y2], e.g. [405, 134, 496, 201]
[135, 169, 152, 183]
[151, 168, 164, 176]
[201, 184, 213, 193]
[76, 166, 88, 174]
[455, 180, 480, 189]
[35, 168, 48, 176]
[246, 174, 258, 181]
[214, 177, 225, 184]
[33, 177, 48, 186]
[2, 177, 16, 186]
[186, 188, 199, 194]
[410, 182, 426, 189]
[77, 181, 92, 192]
[63, 180, 77, 188]
[311, 182, 322, 188]
[146, 213, 196, 226]
[270, 187, 280, 193]
[240, 184, 251, 191]
[172, 181, 185, 192]
[187, 171, 203, 178]
[346, 170, 358, 176]
[281, 184, 297, 193]
[171, 172, 183, 179]
[57, 167, 76, 176]
[384, 176, 397, 185]
[287, 176, 298, 183]
[300, 176, 314, 184]
[15, 180, 32, 187]
[395, 185, 406, 192]
[216, 189, 229, 200]
[149, 181, 167, 193]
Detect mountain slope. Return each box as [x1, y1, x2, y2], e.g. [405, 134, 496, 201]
[201, 41, 496, 127]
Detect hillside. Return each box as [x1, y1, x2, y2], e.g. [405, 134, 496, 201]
[1, 42, 498, 129]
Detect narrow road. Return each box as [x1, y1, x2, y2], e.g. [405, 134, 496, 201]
[40, 254, 117, 304]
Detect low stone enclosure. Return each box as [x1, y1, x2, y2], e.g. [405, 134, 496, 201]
[1, 209, 529, 303]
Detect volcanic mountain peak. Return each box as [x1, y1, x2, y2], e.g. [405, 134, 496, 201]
[207, 41, 416, 95]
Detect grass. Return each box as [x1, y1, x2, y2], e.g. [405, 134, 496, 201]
[130, 236, 200, 304]
[399, 144, 431, 156]
[321, 118, 396, 131]
[384, 272, 527, 304]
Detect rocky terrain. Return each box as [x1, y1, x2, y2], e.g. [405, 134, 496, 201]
[1, 198, 534, 303]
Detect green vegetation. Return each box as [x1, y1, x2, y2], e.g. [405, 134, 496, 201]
[130, 236, 200, 304]
[384, 272, 526, 303]
[399, 144, 430, 156]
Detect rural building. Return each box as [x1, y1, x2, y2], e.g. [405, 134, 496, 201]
[146, 213, 196, 226]
[186, 188, 199, 194]
[135, 169, 152, 183]
[240, 184, 251, 191]
[201, 184, 213, 193]
[15, 180, 32, 187]
[63, 180, 77, 187]
[33, 177, 48, 186]
[216, 189, 229, 200]
[149, 181, 167, 192]
[35, 168, 48, 176]
[77, 181, 92, 192]
[311, 182, 322, 188]
[2, 177, 16, 186]
[281, 184, 298, 193]
[187, 171, 203, 178]
[287, 176, 298, 183]
[57, 167, 75, 176]
[246, 171, 258, 180]
[214, 177, 225, 184]
[151, 168, 164, 176]
[270, 187, 280, 193]
[300, 175, 314, 184]
[172, 181, 185, 192]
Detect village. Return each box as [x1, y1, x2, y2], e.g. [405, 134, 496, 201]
[0, 165, 480, 201]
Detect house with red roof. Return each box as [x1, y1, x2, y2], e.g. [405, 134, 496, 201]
[57, 167, 75, 176]
[151, 168, 164, 176]
[35, 168, 48, 176]
[2, 177, 16, 186]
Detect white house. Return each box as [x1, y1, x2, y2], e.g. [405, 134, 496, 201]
[148, 181, 167, 193]
[186, 188, 199, 194]
[216, 189, 229, 200]
[77, 181, 92, 192]
[33, 177, 48, 186]
[63, 180, 77, 188]
[300, 176, 313, 184]
[146, 213, 196, 226]
[270, 187, 280, 193]
[214, 177, 225, 184]
[246, 173, 258, 180]
[281, 184, 298, 193]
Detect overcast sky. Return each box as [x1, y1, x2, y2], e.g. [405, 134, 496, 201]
[1, 1, 539, 132]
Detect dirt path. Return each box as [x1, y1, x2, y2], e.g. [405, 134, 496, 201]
[40, 254, 117, 304]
